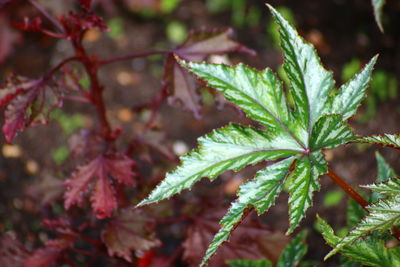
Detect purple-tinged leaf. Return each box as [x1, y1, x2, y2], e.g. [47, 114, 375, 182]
[182, 209, 289, 267]
[164, 28, 255, 118]
[0, 232, 29, 267]
[102, 209, 161, 262]
[0, 75, 63, 143]
[64, 153, 136, 218]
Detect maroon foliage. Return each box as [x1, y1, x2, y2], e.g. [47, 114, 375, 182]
[64, 153, 136, 218]
[0, 233, 29, 267]
[182, 210, 289, 266]
[164, 28, 255, 118]
[102, 209, 161, 262]
[0, 75, 63, 143]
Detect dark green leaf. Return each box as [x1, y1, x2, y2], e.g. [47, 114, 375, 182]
[277, 230, 308, 267]
[138, 124, 302, 207]
[317, 215, 400, 266]
[356, 134, 400, 149]
[201, 157, 296, 266]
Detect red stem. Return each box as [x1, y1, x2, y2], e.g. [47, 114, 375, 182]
[72, 40, 112, 139]
[29, 0, 64, 33]
[98, 50, 174, 66]
[327, 168, 369, 210]
[43, 56, 80, 80]
[327, 168, 400, 241]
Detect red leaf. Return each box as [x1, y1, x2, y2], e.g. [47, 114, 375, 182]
[64, 153, 136, 218]
[25, 171, 64, 206]
[79, 0, 92, 10]
[182, 209, 289, 267]
[91, 176, 117, 219]
[101, 209, 161, 262]
[0, 75, 63, 143]
[0, 232, 29, 267]
[23, 247, 61, 267]
[164, 28, 255, 118]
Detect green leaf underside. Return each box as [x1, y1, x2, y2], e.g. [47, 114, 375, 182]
[326, 195, 400, 259]
[201, 157, 296, 266]
[138, 124, 302, 207]
[356, 134, 400, 149]
[317, 216, 400, 267]
[277, 230, 308, 267]
[372, 0, 386, 32]
[138, 5, 379, 266]
[288, 151, 327, 234]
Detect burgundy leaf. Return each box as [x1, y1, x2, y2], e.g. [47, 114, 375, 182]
[59, 11, 107, 41]
[64, 153, 136, 218]
[68, 129, 104, 158]
[182, 209, 289, 267]
[79, 0, 92, 10]
[132, 129, 176, 163]
[23, 247, 60, 267]
[91, 175, 117, 219]
[164, 28, 255, 118]
[0, 232, 29, 267]
[25, 172, 64, 206]
[102, 209, 161, 262]
[0, 75, 63, 143]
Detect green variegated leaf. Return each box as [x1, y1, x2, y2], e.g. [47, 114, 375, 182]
[267, 4, 334, 131]
[317, 215, 400, 267]
[277, 230, 308, 267]
[137, 5, 378, 266]
[325, 196, 400, 259]
[375, 152, 396, 183]
[201, 157, 296, 266]
[372, 0, 386, 32]
[363, 178, 400, 196]
[356, 134, 400, 149]
[310, 114, 356, 149]
[138, 124, 302, 206]
[288, 151, 327, 233]
[227, 259, 272, 267]
[180, 60, 307, 146]
[331, 56, 378, 120]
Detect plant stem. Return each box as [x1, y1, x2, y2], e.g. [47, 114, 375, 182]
[29, 0, 64, 33]
[43, 57, 80, 80]
[327, 168, 369, 209]
[99, 50, 174, 66]
[72, 41, 112, 139]
[327, 168, 400, 241]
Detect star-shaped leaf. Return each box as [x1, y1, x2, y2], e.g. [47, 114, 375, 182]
[101, 209, 161, 262]
[137, 5, 377, 265]
[0, 74, 63, 143]
[64, 153, 136, 218]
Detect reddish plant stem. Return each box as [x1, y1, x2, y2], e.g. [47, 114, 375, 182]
[72, 40, 112, 139]
[327, 168, 369, 210]
[43, 56, 80, 80]
[327, 168, 400, 241]
[29, 0, 64, 33]
[98, 50, 174, 66]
